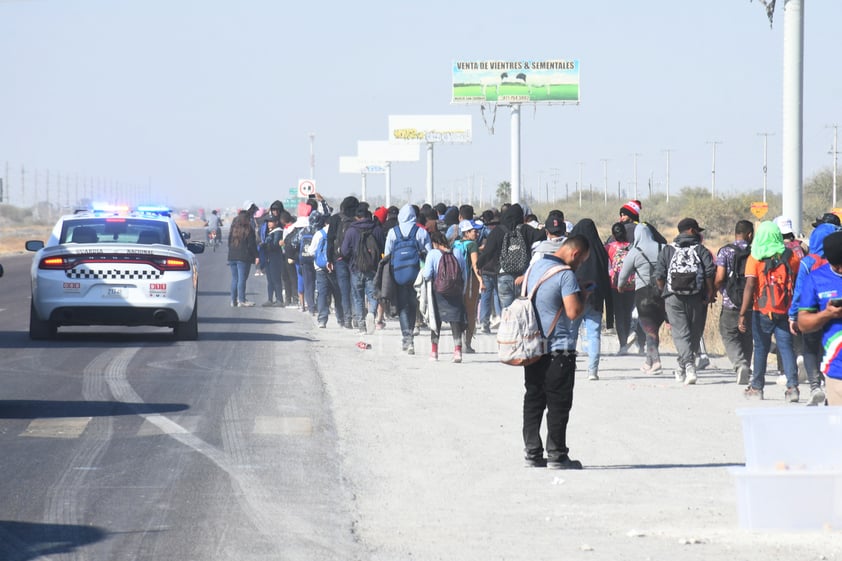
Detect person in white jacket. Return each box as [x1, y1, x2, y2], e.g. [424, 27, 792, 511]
[307, 223, 345, 328]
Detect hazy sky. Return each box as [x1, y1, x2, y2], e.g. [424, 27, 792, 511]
[1, 0, 840, 212]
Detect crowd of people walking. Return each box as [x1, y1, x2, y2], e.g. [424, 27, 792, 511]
[225, 194, 842, 469]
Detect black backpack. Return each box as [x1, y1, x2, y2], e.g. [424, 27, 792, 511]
[334, 215, 354, 259]
[499, 224, 530, 275]
[354, 230, 381, 273]
[724, 243, 751, 308]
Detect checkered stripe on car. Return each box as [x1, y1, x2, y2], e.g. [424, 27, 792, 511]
[65, 268, 163, 280]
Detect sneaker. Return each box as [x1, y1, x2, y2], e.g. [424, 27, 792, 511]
[736, 365, 751, 385]
[684, 364, 697, 385]
[429, 351, 438, 361]
[490, 316, 501, 329]
[452, 349, 462, 363]
[524, 456, 547, 468]
[463, 345, 476, 354]
[776, 374, 788, 386]
[588, 371, 599, 381]
[797, 355, 807, 383]
[744, 386, 764, 400]
[358, 326, 367, 335]
[674, 368, 686, 383]
[481, 324, 492, 335]
[230, 301, 238, 307]
[376, 320, 386, 330]
[318, 322, 326, 328]
[365, 315, 375, 334]
[547, 456, 583, 470]
[406, 344, 415, 355]
[785, 386, 800, 403]
[272, 301, 286, 308]
[261, 301, 275, 307]
[344, 321, 354, 330]
[695, 354, 710, 371]
[618, 343, 632, 356]
[238, 300, 255, 307]
[807, 387, 826, 406]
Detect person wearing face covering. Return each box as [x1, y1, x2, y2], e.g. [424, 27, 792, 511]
[568, 219, 613, 381]
[739, 221, 802, 401]
[797, 230, 842, 406]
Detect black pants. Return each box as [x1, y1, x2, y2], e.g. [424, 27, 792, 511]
[613, 289, 636, 346]
[523, 350, 577, 461]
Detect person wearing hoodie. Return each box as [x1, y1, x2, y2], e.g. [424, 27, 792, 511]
[568, 219, 613, 381]
[788, 222, 838, 405]
[530, 211, 566, 264]
[326, 196, 359, 329]
[739, 221, 802, 401]
[476, 203, 546, 310]
[341, 206, 385, 334]
[618, 223, 666, 375]
[384, 204, 432, 354]
[656, 217, 716, 385]
[261, 214, 287, 307]
[714, 220, 755, 384]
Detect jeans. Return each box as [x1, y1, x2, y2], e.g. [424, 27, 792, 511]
[335, 259, 352, 325]
[316, 269, 344, 325]
[749, 311, 798, 390]
[719, 306, 753, 373]
[523, 350, 577, 462]
[351, 270, 378, 325]
[570, 304, 603, 374]
[228, 260, 251, 304]
[395, 283, 418, 344]
[498, 273, 517, 310]
[479, 272, 500, 328]
[301, 260, 316, 313]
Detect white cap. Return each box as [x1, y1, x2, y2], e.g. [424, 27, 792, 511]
[242, 200, 256, 211]
[774, 215, 793, 235]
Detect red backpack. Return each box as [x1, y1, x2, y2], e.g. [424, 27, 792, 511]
[609, 244, 635, 292]
[756, 248, 794, 316]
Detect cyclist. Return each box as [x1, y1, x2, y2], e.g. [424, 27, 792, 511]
[206, 210, 223, 246]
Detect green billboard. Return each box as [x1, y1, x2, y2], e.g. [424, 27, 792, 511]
[452, 59, 580, 104]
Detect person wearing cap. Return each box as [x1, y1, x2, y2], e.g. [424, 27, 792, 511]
[774, 216, 806, 259]
[605, 222, 638, 355]
[812, 212, 842, 229]
[772, 216, 806, 384]
[797, 230, 842, 406]
[655, 217, 716, 385]
[738, 221, 802, 401]
[530, 212, 567, 265]
[453, 219, 484, 353]
[788, 222, 838, 405]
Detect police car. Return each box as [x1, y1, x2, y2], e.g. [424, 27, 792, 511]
[25, 205, 204, 340]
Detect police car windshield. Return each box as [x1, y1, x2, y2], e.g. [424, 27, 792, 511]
[60, 218, 171, 246]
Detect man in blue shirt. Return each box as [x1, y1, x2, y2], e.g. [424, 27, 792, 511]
[797, 230, 842, 406]
[522, 235, 591, 469]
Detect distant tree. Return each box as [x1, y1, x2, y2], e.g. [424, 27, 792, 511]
[496, 181, 511, 207]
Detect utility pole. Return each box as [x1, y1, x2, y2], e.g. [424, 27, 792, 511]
[631, 153, 641, 200]
[758, 132, 774, 203]
[309, 132, 316, 181]
[577, 161, 584, 208]
[662, 149, 673, 203]
[706, 140, 722, 198]
[600, 158, 609, 205]
[828, 124, 839, 208]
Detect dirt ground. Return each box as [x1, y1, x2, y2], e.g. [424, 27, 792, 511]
[311, 315, 840, 561]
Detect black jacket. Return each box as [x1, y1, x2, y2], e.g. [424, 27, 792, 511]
[476, 204, 545, 273]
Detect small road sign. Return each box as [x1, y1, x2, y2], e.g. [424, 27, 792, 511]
[298, 179, 316, 198]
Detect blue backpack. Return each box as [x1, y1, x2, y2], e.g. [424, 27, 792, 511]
[391, 224, 420, 286]
[299, 229, 315, 265]
[314, 228, 329, 269]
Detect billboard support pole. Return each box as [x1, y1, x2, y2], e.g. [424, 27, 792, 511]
[782, 0, 804, 235]
[511, 104, 521, 205]
[385, 163, 392, 207]
[426, 142, 434, 204]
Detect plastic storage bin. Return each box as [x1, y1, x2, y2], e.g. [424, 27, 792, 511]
[731, 467, 842, 530]
[736, 407, 842, 470]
